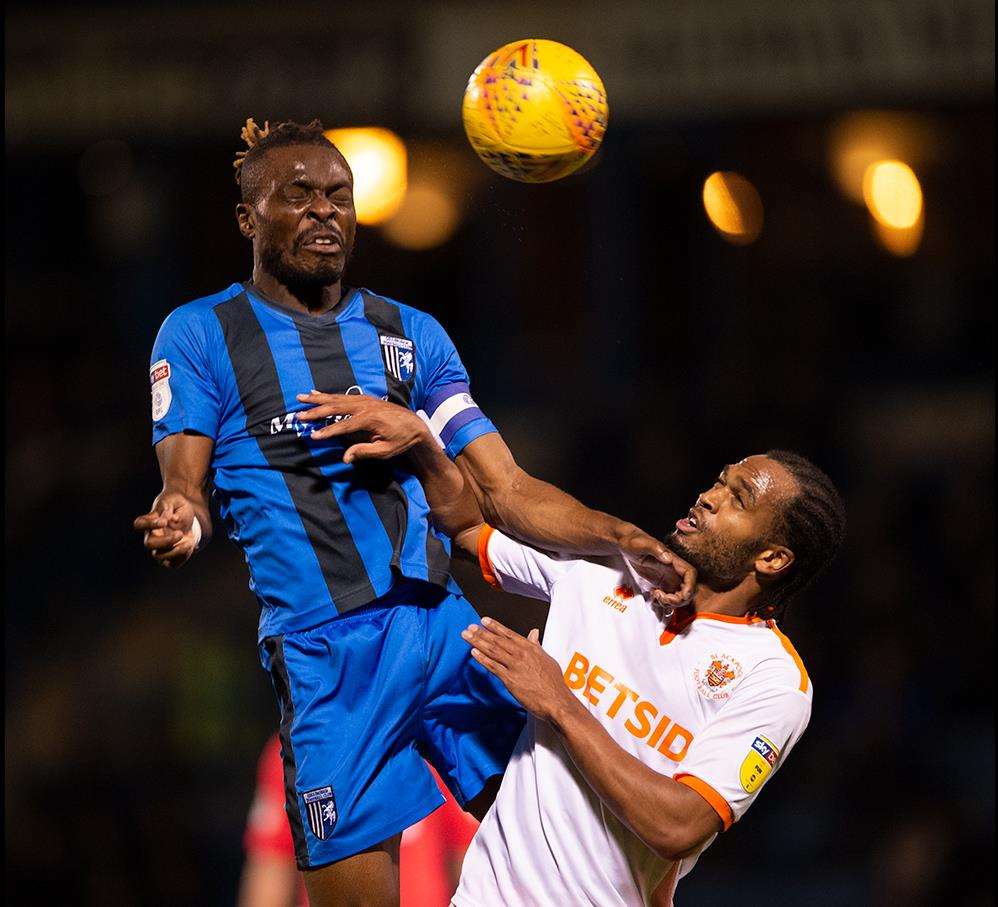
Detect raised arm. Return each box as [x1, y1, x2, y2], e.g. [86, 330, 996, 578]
[295, 392, 694, 607]
[133, 432, 214, 568]
[455, 432, 654, 557]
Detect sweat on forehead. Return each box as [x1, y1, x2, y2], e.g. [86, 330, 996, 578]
[731, 456, 799, 501]
[240, 143, 351, 202]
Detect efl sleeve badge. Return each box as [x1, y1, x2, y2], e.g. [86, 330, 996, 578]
[739, 735, 780, 793]
[150, 359, 173, 421]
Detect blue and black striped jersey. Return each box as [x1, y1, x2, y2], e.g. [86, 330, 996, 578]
[149, 282, 498, 639]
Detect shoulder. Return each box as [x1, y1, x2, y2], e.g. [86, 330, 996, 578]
[359, 288, 450, 337]
[159, 283, 244, 335]
[744, 621, 812, 700]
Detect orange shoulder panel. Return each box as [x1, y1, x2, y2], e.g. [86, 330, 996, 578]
[767, 620, 809, 693]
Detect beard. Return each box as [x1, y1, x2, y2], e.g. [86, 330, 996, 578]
[260, 238, 351, 293]
[665, 530, 757, 592]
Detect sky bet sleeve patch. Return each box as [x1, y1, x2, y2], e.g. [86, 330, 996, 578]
[150, 358, 172, 421]
[739, 735, 780, 793]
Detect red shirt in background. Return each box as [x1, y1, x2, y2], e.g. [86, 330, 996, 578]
[244, 735, 478, 906]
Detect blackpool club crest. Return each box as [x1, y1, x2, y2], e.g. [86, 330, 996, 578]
[379, 335, 415, 383]
[693, 653, 743, 701]
[303, 786, 337, 840]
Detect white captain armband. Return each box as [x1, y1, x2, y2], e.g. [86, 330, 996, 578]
[422, 382, 490, 450]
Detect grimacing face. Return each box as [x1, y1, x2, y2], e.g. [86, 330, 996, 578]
[238, 143, 357, 289]
[666, 455, 798, 591]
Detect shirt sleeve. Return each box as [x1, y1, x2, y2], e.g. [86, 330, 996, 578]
[477, 525, 576, 602]
[411, 313, 498, 459]
[673, 667, 811, 830]
[149, 305, 222, 445]
[244, 736, 295, 859]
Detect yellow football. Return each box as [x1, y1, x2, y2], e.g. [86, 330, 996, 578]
[462, 39, 609, 183]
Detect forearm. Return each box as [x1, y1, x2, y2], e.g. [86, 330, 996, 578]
[549, 695, 717, 860]
[408, 436, 484, 552]
[481, 467, 638, 556]
[156, 432, 215, 539]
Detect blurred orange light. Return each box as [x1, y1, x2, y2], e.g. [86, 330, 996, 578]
[863, 160, 922, 229]
[324, 127, 407, 225]
[829, 111, 936, 204]
[382, 182, 460, 251]
[702, 171, 763, 245]
[872, 211, 924, 257]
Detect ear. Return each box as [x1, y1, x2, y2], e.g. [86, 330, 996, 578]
[236, 202, 255, 240]
[754, 544, 794, 579]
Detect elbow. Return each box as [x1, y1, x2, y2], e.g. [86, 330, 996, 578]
[646, 823, 712, 863]
[477, 465, 526, 528]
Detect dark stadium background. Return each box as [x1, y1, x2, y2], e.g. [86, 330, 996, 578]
[5, 2, 994, 904]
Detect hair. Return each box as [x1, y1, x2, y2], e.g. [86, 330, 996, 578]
[759, 449, 847, 621]
[233, 117, 343, 202]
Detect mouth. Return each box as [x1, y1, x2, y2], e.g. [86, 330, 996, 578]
[675, 507, 701, 534]
[299, 232, 343, 254]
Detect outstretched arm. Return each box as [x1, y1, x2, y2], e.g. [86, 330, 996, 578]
[296, 392, 694, 606]
[462, 618, 721, 862]
[133, 432, 214, 568]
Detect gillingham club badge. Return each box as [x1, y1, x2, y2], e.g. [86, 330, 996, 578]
[303, 786, 338, 840]
[379, 335, 415, 383]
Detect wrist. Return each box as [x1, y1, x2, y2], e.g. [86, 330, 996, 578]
[546, 688, 585, 732]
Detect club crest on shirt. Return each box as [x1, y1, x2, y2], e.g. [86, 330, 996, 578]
[303, 786, 337, 840]
[693, 653, 743, 700]
[150, 358, 172, 421]
[740, 735, 780, 793]
[379, 335, 415, 383]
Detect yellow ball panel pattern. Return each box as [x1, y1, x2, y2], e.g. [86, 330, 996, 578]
[462, 39, 609, 183]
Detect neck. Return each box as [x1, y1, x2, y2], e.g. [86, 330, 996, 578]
[690, 577, 764, 618]
[251, 264, 343, 316]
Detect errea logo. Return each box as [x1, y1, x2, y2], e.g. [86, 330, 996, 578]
[601, 584, 634, 614]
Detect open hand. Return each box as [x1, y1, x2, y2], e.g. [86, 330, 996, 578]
[462, 617, 575, 723]
[296, 391, 430, 464]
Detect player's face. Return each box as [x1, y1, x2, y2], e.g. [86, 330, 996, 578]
[253, 144, 357, 288]
[666, 455, 797, 590]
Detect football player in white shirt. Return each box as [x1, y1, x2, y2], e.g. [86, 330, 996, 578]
[407, 443, 845, 906]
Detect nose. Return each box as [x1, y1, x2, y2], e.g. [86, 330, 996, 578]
[307, 195, 335, 222]
[698, 489, 719, 512]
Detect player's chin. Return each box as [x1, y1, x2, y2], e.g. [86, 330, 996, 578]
[289, 255, 345, 285]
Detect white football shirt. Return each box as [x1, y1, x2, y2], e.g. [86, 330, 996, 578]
[453, 527, 812, 907]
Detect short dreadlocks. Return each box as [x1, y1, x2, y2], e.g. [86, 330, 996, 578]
[760, 450, 846, 621]
[233, 117, 345, 203]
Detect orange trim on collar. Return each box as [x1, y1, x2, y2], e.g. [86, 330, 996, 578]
[659, 609, 762, 645]
[767, 620, 809, 693]
[691, 612, 764, 625]
[477, 524, 500, 588]
[675, 773, 733, 831]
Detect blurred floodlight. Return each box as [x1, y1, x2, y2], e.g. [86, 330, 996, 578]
[702, 171, 764, 245]
[872, 211, 924, 257]
[829, 111, 935, 203]
[79, 140, 133, 196]
[324, 127, 407, 225]
[863, 160, 922, 229]
[382, 182, 460, 251]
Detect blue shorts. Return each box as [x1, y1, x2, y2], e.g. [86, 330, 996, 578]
[260, 579, 526, 870]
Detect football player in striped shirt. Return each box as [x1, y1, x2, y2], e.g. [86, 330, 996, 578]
[133, 119, 693, 907]
[399, 443, 844, 906]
